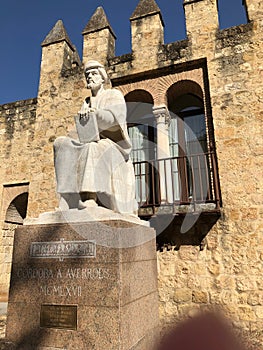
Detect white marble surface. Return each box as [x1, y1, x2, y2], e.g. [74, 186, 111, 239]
[53, 61, 137, 215]
[24, 206, 149, 227]
[0, 302, 7, 316]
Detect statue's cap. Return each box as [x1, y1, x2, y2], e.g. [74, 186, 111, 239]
[84, 60, 104, 71]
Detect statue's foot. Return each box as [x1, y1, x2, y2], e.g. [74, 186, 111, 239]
[77, 199, 98, 209]
[78, 200, 87, 210]
[58, 194, 98, 210]
[82, 199, 98, 208]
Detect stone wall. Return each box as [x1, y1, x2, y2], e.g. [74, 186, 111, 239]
[26, 42, 87, 218]
[0, 99, 37, 299]
[156, 0, 263, 347]
[0, 0, 262, 346]
[0, 98, 37, 163]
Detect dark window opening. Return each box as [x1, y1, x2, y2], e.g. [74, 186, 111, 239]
[125, 90, 158, 207]
[5, 192, 28, 225]
[168, 92, 214, 204]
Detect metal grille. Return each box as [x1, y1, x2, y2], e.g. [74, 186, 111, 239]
[133, 151, 220, 215]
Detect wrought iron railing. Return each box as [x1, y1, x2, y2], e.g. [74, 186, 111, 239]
[133, 151, 220, 216]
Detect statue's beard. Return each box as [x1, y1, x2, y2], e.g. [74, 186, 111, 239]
[87, 81, 102, 91]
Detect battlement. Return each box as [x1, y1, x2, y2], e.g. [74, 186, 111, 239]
[36, 0, 259, 81]
[0, 98, 37, 112]
[0, 98, 37, 141]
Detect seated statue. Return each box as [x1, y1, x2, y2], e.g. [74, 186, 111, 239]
[53, 60, 137, 215]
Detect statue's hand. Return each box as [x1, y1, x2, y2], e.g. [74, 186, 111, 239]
[78, 104, 89, 120]
[78, 106, 96, 121]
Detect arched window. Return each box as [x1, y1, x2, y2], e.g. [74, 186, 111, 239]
[5, 192, 28, 225]
[125, 90, 156, 162]
[125, 90, 157, 206]
[167, 82, 212, 203]
[169, 93, 207, 157]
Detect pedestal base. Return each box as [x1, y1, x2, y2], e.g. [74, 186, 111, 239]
[6, 220, 159, 349]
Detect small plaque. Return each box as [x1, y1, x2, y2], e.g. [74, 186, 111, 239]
[30, 239, 96, 261]
[40, 304, 77, 330]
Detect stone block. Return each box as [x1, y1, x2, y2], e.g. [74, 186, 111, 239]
[238, 306, 256, 322]
[247, 291, 263, 306]
[254, 306, 263, 319]
[192, 290, 209, 304]
[178, 246, 199, 261]
[236, 277, 257, 292]
[207, 263, 220, 276]
[173, 289, 192, 303]
[5, 220, 159, 349]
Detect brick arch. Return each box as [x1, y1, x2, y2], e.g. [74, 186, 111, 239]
[145, 73, 204, 105]
[166, 80, 204, 115]
[167, 79, 204, 102]
[118, 83, 156, 104]
[124, 89, 154, 124]
[116, 71, 204, 106]
[5, 192, 29, 225]
[1, 183, 29, 224]
[124, 89, 154, 104]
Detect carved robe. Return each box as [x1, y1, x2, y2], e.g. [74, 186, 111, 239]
[54, 88, 137, 214]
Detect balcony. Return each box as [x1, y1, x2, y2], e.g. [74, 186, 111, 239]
[133, 151, 221, 249]
[134, 151, 221, 217]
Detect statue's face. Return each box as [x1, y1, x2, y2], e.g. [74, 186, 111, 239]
[85, 68, 104, 90]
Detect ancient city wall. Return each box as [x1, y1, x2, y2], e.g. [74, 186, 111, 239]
[156, 1, 263, 347]
[0, 99, 37, 297]
[0, 0, 262, 346]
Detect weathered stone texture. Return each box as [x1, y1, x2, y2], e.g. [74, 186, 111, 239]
[42, 19, 75, 51]
[0, 100, 37, 299]
[83, 29, 116, 65]
[82, 7, 116, 65]
[130, 10, 164, 72]
[0, 0, 262, 346]
[157, 40, 191, 66]
[27, 41, 87, 218]
[0, 224, 16, 298]
[156, 1, 262, 346]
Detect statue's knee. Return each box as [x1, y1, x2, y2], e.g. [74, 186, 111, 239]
[53, 136, 67, 150]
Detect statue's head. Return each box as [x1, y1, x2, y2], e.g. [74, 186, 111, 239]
[84, 60, 109, 91]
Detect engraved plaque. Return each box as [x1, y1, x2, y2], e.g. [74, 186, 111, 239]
[30, 239, 96, 261]
[40, 305, 77, 330]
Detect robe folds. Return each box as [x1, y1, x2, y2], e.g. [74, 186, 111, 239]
[53, 88, 138, 214]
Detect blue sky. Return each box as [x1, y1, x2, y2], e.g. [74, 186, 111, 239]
[0, 0, 247, 105]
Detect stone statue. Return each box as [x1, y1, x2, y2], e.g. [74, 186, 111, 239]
[53, 60, 137, 215]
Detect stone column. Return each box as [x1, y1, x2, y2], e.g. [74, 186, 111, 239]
[152, 105, 173, 204]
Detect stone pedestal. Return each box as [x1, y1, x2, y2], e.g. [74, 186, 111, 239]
[5, 218, 159, 349]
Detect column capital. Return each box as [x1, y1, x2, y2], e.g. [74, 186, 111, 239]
[152, 105, 171, 125]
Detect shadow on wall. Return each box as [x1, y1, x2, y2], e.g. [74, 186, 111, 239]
[154, 211, 220, 251]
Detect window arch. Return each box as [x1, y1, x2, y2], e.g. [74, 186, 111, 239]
[5, 192, 28, 225]
[125, 90, 157, 206]
[125, 90, 156, 161]
[167, 81, 211, 203]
